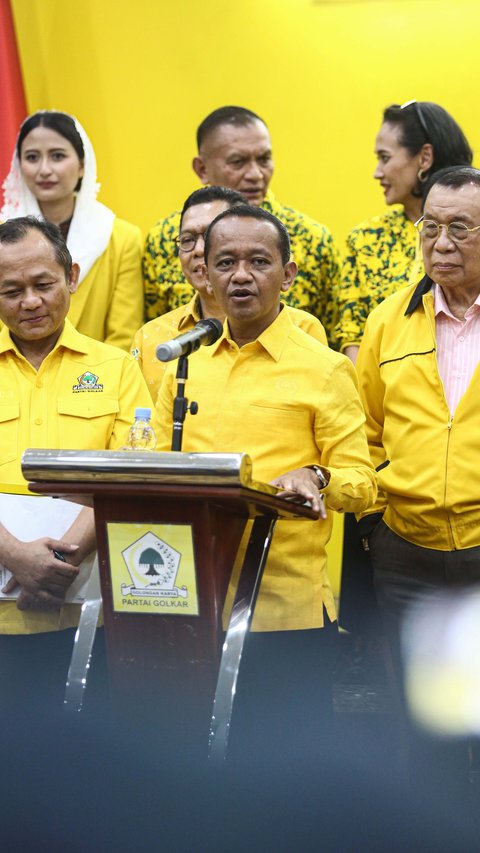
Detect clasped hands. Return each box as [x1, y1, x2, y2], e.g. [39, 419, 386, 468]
[2, 537, 80, 611]
[271, 467, 328, 519]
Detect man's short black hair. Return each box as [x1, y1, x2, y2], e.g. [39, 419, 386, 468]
[180, 186, 248, 228]
[424, 165, 480, 200]
[196, 106, 267, 151]
[204, 205, 291, 266]
[0, 216, 73, 279]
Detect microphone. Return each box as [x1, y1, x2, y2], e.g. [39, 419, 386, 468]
[156, 318, 224, 362]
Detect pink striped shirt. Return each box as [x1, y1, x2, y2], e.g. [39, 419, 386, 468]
[434, 283, 480, 415]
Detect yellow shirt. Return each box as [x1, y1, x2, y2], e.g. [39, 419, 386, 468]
[0, 319, 154, 634]
[156, 308, 375, 631]
[68, 217, 144, 352]
[133, 297, 328, 403]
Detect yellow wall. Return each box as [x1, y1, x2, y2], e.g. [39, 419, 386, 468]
[11, 0, 480, 241]
[10, 0, 480, 598]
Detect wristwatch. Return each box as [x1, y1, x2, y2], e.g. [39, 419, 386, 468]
[308, 465, 331, 490]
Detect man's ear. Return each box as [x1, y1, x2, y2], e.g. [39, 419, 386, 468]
[192, 155, 209, 186]
[281, 260, 297, 293]
[68, 263, 80, 294]
[202, 264, 214, 295]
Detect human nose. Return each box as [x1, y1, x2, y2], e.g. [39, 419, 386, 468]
[434, 224, 455, 250]
[244, 159, 263, 181]
[231, 260, 253, 281]
[38, 156, 53, 176]
[192, 234, 205, 256]
[373, 163, 383, 180]
[21, 289, 42, 308]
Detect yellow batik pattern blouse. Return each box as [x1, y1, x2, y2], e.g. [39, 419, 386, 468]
[335, 208, 424, 352]
[143, 190, 341, 346]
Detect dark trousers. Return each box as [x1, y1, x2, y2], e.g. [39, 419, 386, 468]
[339, 512, 382, 635]
[0, 627, 107, 725]
[370, 521, 480, 789]
[228, 615, 338, 763]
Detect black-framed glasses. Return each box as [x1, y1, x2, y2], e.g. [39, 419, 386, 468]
[174, 232, 206, 253]
[415, 216, 480, 242]
[400, 99, 430, 142]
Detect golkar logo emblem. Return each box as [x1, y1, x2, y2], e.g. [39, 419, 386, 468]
[72, 371, 104, 393]
[121, 531, 188, 602]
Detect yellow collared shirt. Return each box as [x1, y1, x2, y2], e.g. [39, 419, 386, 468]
[0, 319, 155, 633]
[132, 298, 328, 404]
[156, 308, 375, 631]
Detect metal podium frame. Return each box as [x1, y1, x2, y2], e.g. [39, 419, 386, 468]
[23, 449, 318, 760]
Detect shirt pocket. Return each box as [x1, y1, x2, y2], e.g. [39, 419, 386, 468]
[248, 403, 311, 435]
[0, 402, 19, 467]
[57, 396, 120, 450]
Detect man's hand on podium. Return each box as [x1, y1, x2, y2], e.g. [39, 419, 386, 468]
[270, 468, 328, 518]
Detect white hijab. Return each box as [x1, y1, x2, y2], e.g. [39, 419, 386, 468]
[1, 111, 115, 283]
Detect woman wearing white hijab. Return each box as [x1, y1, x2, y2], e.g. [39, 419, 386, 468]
[1, 110, 143, 350]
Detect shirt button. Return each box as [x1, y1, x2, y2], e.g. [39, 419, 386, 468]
[34, 417, 42, 426]
[459, 336, 465, 342]
[36, 380, 43, 388]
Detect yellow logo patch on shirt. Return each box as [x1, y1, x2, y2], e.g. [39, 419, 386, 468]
[72, 371, 104, 393]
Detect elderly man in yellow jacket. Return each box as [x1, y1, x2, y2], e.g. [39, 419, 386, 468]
[0, 215, 153, 717]
[356, 165, 480, 783]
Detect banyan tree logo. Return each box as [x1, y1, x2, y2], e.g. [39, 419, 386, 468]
[120, 531, 188, 600]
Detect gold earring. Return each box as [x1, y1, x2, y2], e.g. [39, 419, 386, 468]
[418, 168, 429, 183]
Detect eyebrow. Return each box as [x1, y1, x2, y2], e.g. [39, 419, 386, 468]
[423, 210, 473, 223]
[22, 145, 69, 153]
[226, 148, 272, 158]
[0, 270, 57, 284]
[213, 246, 274, 259]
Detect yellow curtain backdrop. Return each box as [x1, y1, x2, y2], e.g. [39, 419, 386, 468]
[10, 0, 480, 599]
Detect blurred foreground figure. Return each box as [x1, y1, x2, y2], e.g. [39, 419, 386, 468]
[404, 589, 480, 738]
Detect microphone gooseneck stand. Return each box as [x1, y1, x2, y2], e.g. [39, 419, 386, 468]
[171, 355, 198, 451]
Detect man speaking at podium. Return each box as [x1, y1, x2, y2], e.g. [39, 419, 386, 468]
[156, 206, 376, 755]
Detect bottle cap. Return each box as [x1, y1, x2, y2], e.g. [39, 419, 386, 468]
[134, 407, 152, 419]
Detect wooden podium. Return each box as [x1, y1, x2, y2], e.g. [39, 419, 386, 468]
[23, 449, 318, 757]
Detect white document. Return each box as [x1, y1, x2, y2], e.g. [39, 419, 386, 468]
[0, 493, 96, 603]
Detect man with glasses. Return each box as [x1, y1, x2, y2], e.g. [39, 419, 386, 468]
[133, 186, 327, 403]
[356, 166, 480, 785]
[142, 106, 340, 346]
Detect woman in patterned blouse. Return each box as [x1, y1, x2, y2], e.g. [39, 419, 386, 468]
[336, 102, 472, 363]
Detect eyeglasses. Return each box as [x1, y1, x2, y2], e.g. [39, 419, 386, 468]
[175, 232, 206, 253]
[400, 99, 430, 142]
[415, 216, 480, 242]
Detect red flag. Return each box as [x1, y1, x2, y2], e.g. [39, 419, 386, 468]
[0, 0, 27, 190]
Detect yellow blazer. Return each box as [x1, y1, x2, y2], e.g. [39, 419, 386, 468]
[68, 217, 143, 351]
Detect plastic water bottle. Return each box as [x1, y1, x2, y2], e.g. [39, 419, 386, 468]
[125, 407, 157, 451]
